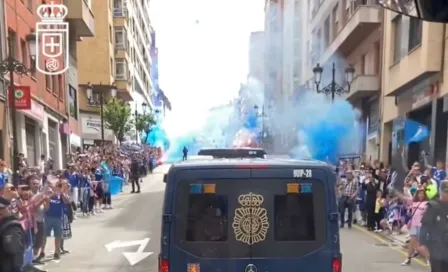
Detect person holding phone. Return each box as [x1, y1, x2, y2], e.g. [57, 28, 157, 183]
[0, 195, 25, 272]
[41, 180, 69, 260]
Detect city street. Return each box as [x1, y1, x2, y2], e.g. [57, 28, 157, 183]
[38, 164, 429, 272]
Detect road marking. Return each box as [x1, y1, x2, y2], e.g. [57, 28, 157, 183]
[353, 225, 426, 267]
[105, 238, 154, 266]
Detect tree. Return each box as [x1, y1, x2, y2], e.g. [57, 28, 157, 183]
[134, 112, 156, 133]
[103, 98, 133, 142]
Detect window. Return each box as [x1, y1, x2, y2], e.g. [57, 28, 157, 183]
[408, 17, 422, 51]
[52, 75, 58, 95]
[115, 59, 126, 79]
[58, 74, 63, 99]
[274, 193, 316, 241]
[68, 85, 78, 119]
[360, 54, 366, 75]
[374, 41, 380, 75]
[110, 58, 114, 76]
[45, 70, 52, 91]
[20, 39, 28, 67]
[186, 194, 228, 242]
[324, 17, 330, 48]
[392, 15, 402, 63]
[109, 25, 113, 42]
[332, 4, 339, 38]
[87, 90, 101, 106]
[7, 29, 17, 58]
[114, 27, 125, 48]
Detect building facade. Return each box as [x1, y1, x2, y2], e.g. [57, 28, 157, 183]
[4, 0, 94, 168]
[248, 31, 265, 83]
[77, 0, 154, 146]
[264, 0, 284, 153]
[379, 11, 446, 167]
[300, 0, 382, 159]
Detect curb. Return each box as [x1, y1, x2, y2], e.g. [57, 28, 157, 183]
[375, 232, 408, 248]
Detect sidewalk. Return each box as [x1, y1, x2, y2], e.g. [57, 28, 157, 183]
[371, 225, 409, 248]
[33, 169, 167, 271]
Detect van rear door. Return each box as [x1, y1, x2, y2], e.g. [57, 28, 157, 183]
[170, 168, 252, 272]
[248, 167, 333, 271]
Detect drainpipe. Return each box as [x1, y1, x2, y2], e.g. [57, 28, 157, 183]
[378, 8, 386, 161]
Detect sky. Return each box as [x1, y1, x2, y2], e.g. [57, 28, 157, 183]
[150, 0, 265, 115]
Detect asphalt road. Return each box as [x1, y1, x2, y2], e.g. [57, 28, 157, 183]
[38, 164, 429, 272]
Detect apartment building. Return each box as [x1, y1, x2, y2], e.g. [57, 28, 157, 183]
[4, 0, 94, 168]
[264, 0, 284, 152]
[249, 31, 265, 83]
[77, 0, 153, 146]
[281, 0, 301, 98]
[379, 12, 447, 167]
[65, 0, 95, 153]
[306, 0, 382, 158]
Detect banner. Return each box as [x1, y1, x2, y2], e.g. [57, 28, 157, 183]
[9, 86, 31, 110]
[404, 119, 430, 144]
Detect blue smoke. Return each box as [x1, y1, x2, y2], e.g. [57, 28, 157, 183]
[300, 100, 359, 164]
[288, 92, 362, 165]
[145, 124, 170, 151]
[244, 112, 258, 130]
[163, 134, 203, 162]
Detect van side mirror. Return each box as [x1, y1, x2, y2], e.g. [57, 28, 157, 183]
[163, 174, 167, 183]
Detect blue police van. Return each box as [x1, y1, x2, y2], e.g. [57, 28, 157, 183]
[159, 157, 341, 272]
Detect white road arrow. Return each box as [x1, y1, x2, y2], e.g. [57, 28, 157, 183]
[104, 238, 153, 266]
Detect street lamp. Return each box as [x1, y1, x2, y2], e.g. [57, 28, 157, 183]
[129, 102, 148, 143]
[313, 62, 355, 102]
[253, 104, 267, 144]
[0, 32, 36, 177]
[86, 82, 117, 143]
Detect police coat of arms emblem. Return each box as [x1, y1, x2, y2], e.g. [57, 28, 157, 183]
[232, 193, 269, 245]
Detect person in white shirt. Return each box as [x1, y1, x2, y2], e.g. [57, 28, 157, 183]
[39, 154, 46, 175]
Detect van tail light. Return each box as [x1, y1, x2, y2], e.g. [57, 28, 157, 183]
[332, 257, 341, 272]
[159, 258, 169, 272]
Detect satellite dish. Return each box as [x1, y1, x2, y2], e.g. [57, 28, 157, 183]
[377, 0, 448, 22]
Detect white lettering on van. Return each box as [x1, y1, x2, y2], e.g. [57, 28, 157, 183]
[293, 169, 312, 178]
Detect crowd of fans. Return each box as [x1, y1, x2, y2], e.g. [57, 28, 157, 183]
[0, 143, 162, 272]
[337, 151, 448, 270]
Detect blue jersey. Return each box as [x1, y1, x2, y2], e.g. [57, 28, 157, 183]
[94, 168, 103, 181]
[431, 167, 446, 188]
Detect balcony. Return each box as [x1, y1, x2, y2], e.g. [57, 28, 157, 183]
[115, 79, 133, 101]
[66, 0, 95, 37]
[345, 75, 380, 101]
[114, 46, 129, 59]
[320, 4, 381, 64]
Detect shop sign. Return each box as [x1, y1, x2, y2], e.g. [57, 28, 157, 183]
[82, 118, 102, 133]
[9, 86, 31, 110]
[19, 100, 45, 121]
[411, 83, 436, 110]
[59, 122, 71, 135]
[81, 116, 113, 138]
[70, 133, 82, 147]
